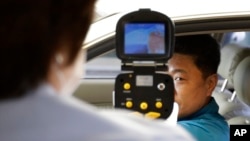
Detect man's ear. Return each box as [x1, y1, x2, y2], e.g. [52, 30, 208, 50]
[55, 54, 64, 66]
[206, 74, 218, 96]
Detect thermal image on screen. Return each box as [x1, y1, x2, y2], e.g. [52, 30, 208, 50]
[124, 23, 165, 55]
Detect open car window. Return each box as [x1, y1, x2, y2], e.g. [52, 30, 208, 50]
[85, 51, 121, 79]
[221, 32, 250, 48]
[84, 31, 250, 79]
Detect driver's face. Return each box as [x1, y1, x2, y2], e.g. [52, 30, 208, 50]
[167, 53, 213, 118]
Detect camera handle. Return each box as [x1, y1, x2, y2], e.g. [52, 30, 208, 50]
[113, 65, 174, 119]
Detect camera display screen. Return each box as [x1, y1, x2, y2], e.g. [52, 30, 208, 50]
[124, 23, 165, 55]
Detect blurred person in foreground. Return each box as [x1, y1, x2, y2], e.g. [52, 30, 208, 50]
[0, 0, 195, 141]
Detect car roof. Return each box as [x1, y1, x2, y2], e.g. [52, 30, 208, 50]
[85, 0, 250, 50]
[94, 0, 250, 20]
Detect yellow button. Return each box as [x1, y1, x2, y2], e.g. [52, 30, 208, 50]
[145, 112, 161, 119]
[125, 101, 133, 108]
[140, 102, 148, 110]
[123, 83, 131, 90]
[155, 102, 163, 109]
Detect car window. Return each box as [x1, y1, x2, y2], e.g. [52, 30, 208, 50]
[85, 31, 250, 79]
[221, 32, 250, 47]
[85, 51, 121, 79]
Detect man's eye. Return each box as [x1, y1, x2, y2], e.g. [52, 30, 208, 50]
[174, 77, 183, 81]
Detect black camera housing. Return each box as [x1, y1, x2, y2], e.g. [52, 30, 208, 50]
[114, 9, 175, 119]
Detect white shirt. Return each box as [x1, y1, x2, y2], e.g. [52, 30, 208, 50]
[0, 83, 195, 141]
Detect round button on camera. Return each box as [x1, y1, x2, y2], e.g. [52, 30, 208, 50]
[140, 102, 148, 110]
[155, 102, 163, 109]
[123, 83, 131, 90]
[125, 101, 133, 108]
[157, 83, 165, 91]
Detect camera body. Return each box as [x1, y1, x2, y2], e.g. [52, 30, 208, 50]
[113, 9, 175, 119]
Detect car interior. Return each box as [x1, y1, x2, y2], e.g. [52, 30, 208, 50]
[213, 43, 250, 125]
[74, 33, 250, 126]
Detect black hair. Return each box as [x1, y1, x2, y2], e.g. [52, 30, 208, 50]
[174, 34, 221, 79]
[0, 0, 96, 99]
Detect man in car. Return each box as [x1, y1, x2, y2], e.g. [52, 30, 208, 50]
[147, 31, 165, 54]
[167, 34, 229, 141]
[0, 0, 195, 141]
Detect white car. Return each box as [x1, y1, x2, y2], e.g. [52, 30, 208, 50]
[74, 0, 250, 125]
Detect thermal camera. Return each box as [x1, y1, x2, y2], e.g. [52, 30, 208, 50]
[113, 9, 175, 119]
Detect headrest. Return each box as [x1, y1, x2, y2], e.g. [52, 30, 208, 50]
[233, 56, 250, 106]
[218, 44, 250, 87]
